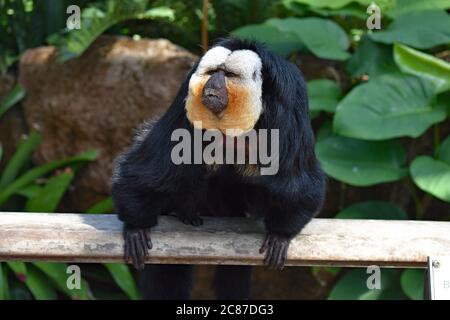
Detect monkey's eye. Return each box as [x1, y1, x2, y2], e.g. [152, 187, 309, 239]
[224, 70, 239, 78]
[205, 69, 239, 78]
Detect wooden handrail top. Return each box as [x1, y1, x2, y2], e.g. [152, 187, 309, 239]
[1, 212, 449, 268]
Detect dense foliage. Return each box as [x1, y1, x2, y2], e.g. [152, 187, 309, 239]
[0, 0, 449, 300]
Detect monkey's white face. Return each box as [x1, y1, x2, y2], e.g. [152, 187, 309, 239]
[185, 46, 263, 136]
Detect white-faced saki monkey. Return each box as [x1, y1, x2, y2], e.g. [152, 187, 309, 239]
[111, 37, 326, 300]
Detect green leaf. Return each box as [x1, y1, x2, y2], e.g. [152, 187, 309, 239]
[0, 150, 97, 207]
[437, 135, 450, 164]
[32, 262, 91, 300]
[346, 35, 398, 78]
[308, 4, 368, 19]
[387, 0, 450, 18]
[410, 157, 450, 203]
[25, 266, 57, 300]
[7, 262, 27, 282]
[231, 23, 301, 58]
[104, 263, 140, 300]
[335, 201, 408, 220]
[0, 84, 26, 118]
[316, 121, 333, 142]
[140, 6, 174, 20]
[0, 132, 42, 189]
[315, 135, 407, 186]
[307, 79, 341, 113]
[53, 1, 173, 62]
[233, 17, 350, 60]
[371, 11, 450, 49]
[15, 184, 43, 199]
[394, 43, 450, 94]
[329, 268, 402, 300]
[86, 197, 114, 214]
[400, 269, 424, 300]
[285, 0, 374, 9]
[0, 263, 11, 299]
[333, 74, 445, 140]
[268, 17, 350, 60]
[0, 263, 7, 299]
[25, 171, 74, 212]
[283, 0, 368, 19]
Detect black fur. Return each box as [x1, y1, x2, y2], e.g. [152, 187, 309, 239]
[111, 38, 326, 300]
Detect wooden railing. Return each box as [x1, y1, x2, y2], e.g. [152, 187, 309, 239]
[1, 212, 449, 268]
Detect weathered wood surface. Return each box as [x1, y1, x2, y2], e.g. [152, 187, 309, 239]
[1, 212, 449, 268]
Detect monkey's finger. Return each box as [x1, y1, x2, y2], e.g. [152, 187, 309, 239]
[131, 236, 144, 270]
[144, 229, 153, 250]
[275, 242, 288, 270]
[138, 230, 149, 257]
[263, 240, 276, 268]
[124, 236, 129, 262]
[134, 235, 146, 269]
[259, 234, 271, 254]
[192, 216, 203, 227]
[268, 242, 281, 270]
[129, 237, 138, 268]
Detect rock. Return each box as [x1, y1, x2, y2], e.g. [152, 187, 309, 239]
[19, 35, 198, 211]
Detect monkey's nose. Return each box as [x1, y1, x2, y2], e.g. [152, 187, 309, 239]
[202, 70, 228, 116]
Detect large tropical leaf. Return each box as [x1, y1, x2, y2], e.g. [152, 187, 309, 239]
[410, 136, 450, 202]
[307, 79, 341, 113]
[231, 23, 301, 58]
[285, 0, 377, 9]
[437, 134, 450, 164]
[335, 201, 408, 220]
[333, 74, 445, 140]
[233, 17, 350, 60]
[52, 1, 174, 62]
[0, 150, 97, 207]
[394, 43, 450, 94]
[283, 0, 367, 19]
[0, 132, 42, 189]
[400, 269, 424, 300]
[268, 17, 350, 60]
[329, 268, 406, 300]
[387, 0, 450, 18]
[370, 11, 450, 49]
[346, 35, 397, 78]
[315, 135, 407, 186]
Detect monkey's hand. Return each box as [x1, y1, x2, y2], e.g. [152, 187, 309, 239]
[259, 233, 291, 270]
[175, 211, 203, 227]
[123, 225, 152, 270]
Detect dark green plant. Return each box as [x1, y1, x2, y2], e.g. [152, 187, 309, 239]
[232, 0, 450, 300]
[0, 132, 138, 299]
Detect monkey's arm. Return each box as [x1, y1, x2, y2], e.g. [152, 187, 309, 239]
[111, 150, 165, 269]
[111, 127, 206, 269]
[259, 167, 326, 269]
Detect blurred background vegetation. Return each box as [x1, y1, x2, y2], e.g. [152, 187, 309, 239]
[0, 0, 449, 300]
